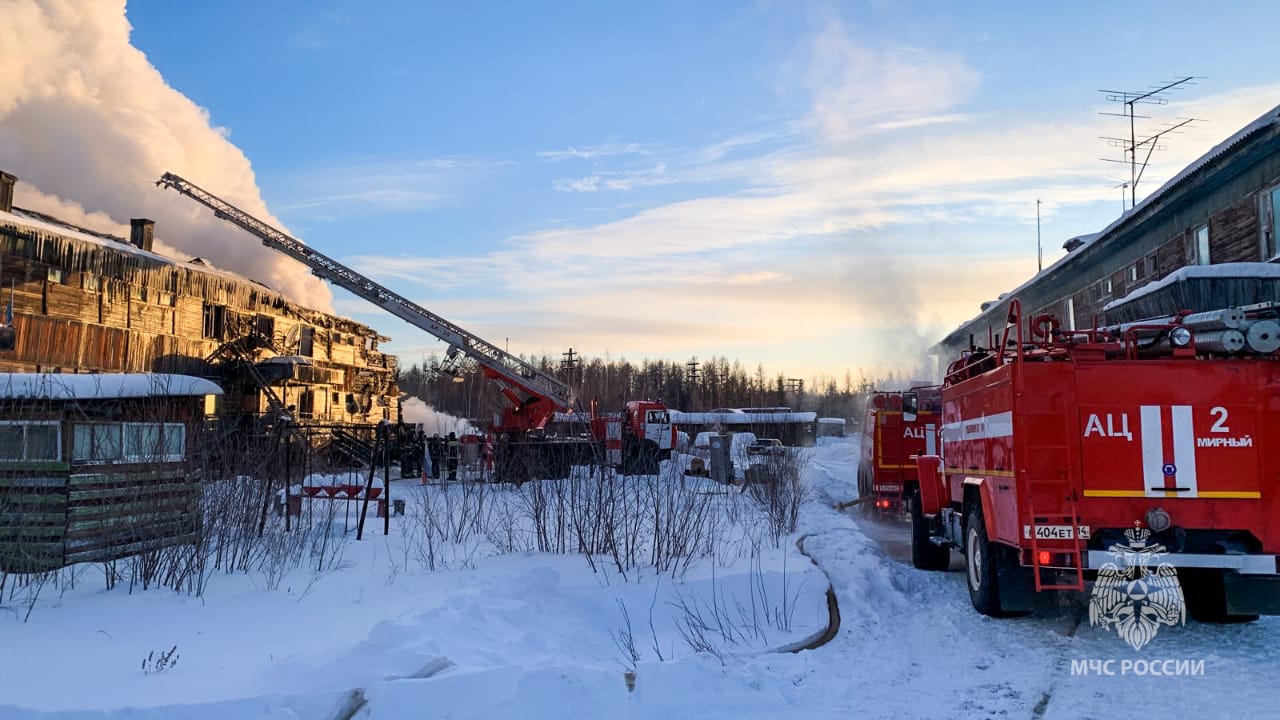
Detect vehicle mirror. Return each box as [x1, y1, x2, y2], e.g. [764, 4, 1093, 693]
[902, 392, 918, 423]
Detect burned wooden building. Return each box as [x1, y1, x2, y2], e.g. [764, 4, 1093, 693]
[0, 171, 399, 425]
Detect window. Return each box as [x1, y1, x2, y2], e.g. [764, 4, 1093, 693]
[299, 326, 315, 357]
[1145, 253, 1158, 277]
[74, 422, 185, 463]
[0, 421, 61, 462]
[1065, 297, 1076, 331]
[298, 390, 315, 419]
[1104, 278, 1112, 295]
[1128, 265, 1138, 282]
[1262, 185, 1280, 259]
[202, 303, 225, 339]
[46, 268, 66, 284]
[81, 274, 99, 291]
[1195, 224, 1210, 265]
[73, 423, 122, 462]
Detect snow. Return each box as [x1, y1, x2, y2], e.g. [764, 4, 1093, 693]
[1103, 261, 1280, 311]
[0, 208, 280, 290]
[0, 208, 164, 262]
[0, 372, 221, 400]
[3, 442, 1279, 719]
[671, 411, 818, 424]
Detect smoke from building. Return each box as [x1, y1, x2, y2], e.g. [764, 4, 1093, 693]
[0, 1, 333, 311]
[400, 397, 478, 437]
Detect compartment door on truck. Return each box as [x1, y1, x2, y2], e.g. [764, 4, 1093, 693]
[1075, 365, 1261, 500]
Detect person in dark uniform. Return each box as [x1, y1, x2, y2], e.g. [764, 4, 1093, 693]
[446, 431, 459, 481]
[429, 434, 443, 479]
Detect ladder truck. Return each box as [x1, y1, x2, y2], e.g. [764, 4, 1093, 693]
[913, 299, 1280, 621]
[157, 173, 673, 479]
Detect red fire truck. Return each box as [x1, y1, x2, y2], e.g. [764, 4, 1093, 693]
[859, 388, 940, 518]
[914, 300, 1280, 621]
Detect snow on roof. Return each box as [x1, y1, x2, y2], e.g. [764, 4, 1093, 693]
[942, 103, 1280, 344]
[817, 417, 847, 425]
[0, 373, 223, 401]
[0, 207, 278, 291]
[671, 411, 817, 424]
[1102, 262, 1280, 311]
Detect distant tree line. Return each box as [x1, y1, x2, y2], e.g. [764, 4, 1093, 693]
[396, 353, 919, 426]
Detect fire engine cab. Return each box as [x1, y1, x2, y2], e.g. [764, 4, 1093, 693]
[859, 388, 940, 518]
[914, 300, 1280, 621]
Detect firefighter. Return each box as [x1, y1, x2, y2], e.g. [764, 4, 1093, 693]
[446, 431, 459, 481]
[427, 427, 437, 484]
[428, 434, 443, 479]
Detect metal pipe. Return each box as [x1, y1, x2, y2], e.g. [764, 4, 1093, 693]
[1243, 320, 1280, 354]
[1181, 308, 1245, 331]
[1194, 329, 1246, 354]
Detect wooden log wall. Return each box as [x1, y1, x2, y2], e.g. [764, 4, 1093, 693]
[0, 215, 399, 424]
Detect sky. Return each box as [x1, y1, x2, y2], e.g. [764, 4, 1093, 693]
[6, 1, 1280, 380]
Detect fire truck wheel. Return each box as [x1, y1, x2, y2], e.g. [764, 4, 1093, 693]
[856, 463, 874, 516]
[965, 505, 1002, 616]
[911, 504, 949, 571]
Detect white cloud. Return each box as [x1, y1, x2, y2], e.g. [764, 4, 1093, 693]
[551, 163, 673, 192]
[536, 142, 649, 162]
[362, 19, 1280, 376]
[0, 0, 332, 310]
[271, 156, 512, 213]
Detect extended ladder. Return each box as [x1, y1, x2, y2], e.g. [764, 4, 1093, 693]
[157, 173, 571, 413]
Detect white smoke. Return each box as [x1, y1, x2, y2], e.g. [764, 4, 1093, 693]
[400, 397, 478, 437]
[0, 1, 333, 311]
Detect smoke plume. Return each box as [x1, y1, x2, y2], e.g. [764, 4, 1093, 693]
[0, 1, 333, 311]
[400, 397, 479, 437]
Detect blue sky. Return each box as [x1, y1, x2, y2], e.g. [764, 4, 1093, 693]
[122, 0, 1280, 378]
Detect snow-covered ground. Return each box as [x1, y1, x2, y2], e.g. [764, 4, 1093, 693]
[3, 440, 1278, 719]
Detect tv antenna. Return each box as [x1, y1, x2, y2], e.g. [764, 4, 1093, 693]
[1099, 76, 1202, 210]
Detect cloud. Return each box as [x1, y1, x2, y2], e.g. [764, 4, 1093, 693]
[0, 0, 332, 310]
[536, 142, 650, 162]
[270, 156, 515, 213]
[356, 17, 1280, 377]
[551, 163, 673, 192]
[793, 20, 982, 141]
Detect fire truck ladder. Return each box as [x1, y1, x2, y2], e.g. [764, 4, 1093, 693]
[157, 173, 572, 417]
[1021, 404, 1086, 592]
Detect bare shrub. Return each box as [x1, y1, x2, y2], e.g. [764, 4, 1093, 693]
[744, 449, 810, 546]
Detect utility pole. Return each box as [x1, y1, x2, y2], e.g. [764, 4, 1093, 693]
[1036, 199, 1043, 272]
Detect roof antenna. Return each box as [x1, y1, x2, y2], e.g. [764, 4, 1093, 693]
[1099, 76, 1203, 211]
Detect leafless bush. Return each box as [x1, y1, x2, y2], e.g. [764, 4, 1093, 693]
[744, 449, 810, 546]
[610, 599, 641, 672]
[666, 548, 807, 662]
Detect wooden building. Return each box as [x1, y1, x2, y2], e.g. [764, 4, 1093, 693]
[0, 373, 220, 571]
[0, 172, 399, 425]
[937, 103, 1280, 364]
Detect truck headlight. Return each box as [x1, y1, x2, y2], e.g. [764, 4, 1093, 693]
[1169, 327, 1192, 347]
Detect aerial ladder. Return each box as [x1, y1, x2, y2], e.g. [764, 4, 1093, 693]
[156, 173, 572, 435]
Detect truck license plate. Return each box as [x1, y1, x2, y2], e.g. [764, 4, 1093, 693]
[1023, 525, 1090, 540]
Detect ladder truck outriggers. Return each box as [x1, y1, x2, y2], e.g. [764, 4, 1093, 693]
[157, 173, 674, 480]
[858, 387, 941, 519]
[913, 299, 1280, 621]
